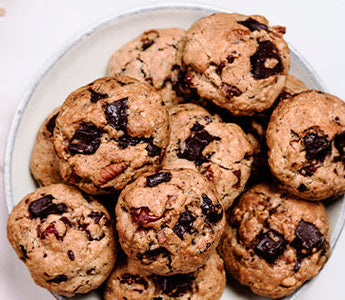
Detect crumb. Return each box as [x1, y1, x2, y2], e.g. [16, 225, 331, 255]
[0, 8, 5, 16]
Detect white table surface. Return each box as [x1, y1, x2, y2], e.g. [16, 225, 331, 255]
[1, 0, 345, 299]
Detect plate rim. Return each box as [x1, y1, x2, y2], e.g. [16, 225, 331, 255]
[3, 3, 343, 300]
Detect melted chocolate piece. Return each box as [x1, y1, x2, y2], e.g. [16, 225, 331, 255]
[178, 130, 218, 165]
[136, 247, 170, 261]
[303, 130, 331, 162]
[120, 273, 148, 289]
[47, 275, 68, 283]
[292, 219, 325, 255]
[223, 84, 242, 99]
[250, 40, 284, 79]
[153, 274, 194, 297]
[146, 142, 162, 157]
[88, 88, 108, 103]
[68, 123, 101, 155]
[146, 172, 172, 187]
[334, 131, 345, 156]
[46, 112, 59, 136]
[29, 195, 67, 219]
[87, 211, 105, 224]
[226, 54, 235, 64]
[67, 250, 75, 261]
[131, 207, 162, 225]
[254, 230, 287, 263]
[201, 194, 223, 223]
[173, 210, 196, 240]
[190, 122, 205, 132]
[104, 98, 128, 131]
[216, 61, 225, 75]
[118, 135, 161, 157]
[238, 17, 268, 32]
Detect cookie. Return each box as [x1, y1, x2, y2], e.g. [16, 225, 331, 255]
[181, 13, 290, 116]
[30, 107, 63, 186]
[104, 252, 226, 300]
[108, 28, 186, 107]
[7, 183, 117, 297]
[115, 169, 225, 275]
[54, 75, 170, 195]
[218, 183, 330, 299]
[267, 90, 345, 200]
[162, 103, 253, 210]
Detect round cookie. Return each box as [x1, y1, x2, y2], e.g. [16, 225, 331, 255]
[54, 75, 170, 195]
[218, 183, 330, 299]
[115, 169, 225, 275]
[267, 90, 345, 200]
[182, 13, 290, 116]
[163, 103, 253, 210]
[30, 106, 63, 186]
[7, 183, 117, 297]
[108, 28, 186, 107]
[104, 252, 226, 300]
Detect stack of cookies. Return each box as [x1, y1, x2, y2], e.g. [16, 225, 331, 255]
[7, 12, 345, 299]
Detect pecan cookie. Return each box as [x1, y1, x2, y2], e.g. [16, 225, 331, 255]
[7, 183, 117, 297]
[30, 106, 63, 186]
[108, 28, 186, 107]
[218, 183, 330, 298]
[116, 169, 225, 275]
[162, 103, 253, 210]
[267, 90, 345, 200]
[104, 252, 225, 300]
[54, 75, 170, 195]
[181, 13, 290, 116]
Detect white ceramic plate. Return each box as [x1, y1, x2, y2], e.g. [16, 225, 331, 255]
[4, 3, 345, 300]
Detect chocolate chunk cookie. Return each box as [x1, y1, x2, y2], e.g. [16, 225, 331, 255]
[108, 28, 186, 107]
[54, 75, 170, 195]
[218, 183, 330, 298]
[116, 169, 225, 275]
[104, 252, 225, 300]
[30, 107, 63, 186]
[7, 183, 117, 297]
[267, 90, 345, 200]
[182, 13, 290, 116]
[162, 103, 253, 210]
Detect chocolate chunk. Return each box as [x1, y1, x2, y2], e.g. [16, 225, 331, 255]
[190, 122, 204, 132]
[294, 258, 302, 272]
[136, 247, 170, 261]
[153, 274, 194, 297]
[120, 273, 148, 289]
[334, 131, 345, 156]
[201, 194, 223, 223]
[238, 17, 268, 32]
[223, 84, 242, 99]
[118, 134, 160, 157]
[250, 40, 284, 79]
[146, 142, 161, 157]
[303, 130, 331, 162]
[67, 250, 75, 261]
[216, 61, 225, 75]
[29, 195, 67, 219]
[292, 219, 325, 255]
[297, 183, 308, 192]
[173, 210, 196, 240]
[226, 54, 235, 64]
[131, 206, 162, 226]
[104, 98, 128, 131]
[46, 112, 59, 136]
[88, 88, 108, 103]
[146, 172, 172, 187]
[19, 244, 28, 261]
[87, 211, 105, 224]
[47, 275, 68, 283]
[68, 123, 101, 155]
[178, 130, 218, 165]
[254, 230, 287, 263]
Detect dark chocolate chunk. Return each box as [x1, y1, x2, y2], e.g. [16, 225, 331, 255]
[190, 122, 205, 132]
[146, 142, 161, 157]
[120, 273, 148, 289]
[297, 183, 308, 192]
[118, 135, 160, 157]
[104, 98, 128, 131]
[223, 84, 242, 99]
[67, 250, 75, 261]
[152, 274, 194, 297]
[334, 131, 345, 156]
[216, 61, 225, 75]
[47, 275, 68, 283]
[238, 17, 268, 32]
[250, 40, 284, 79]
[46, 112, 59, 136]
[131, 206, 162, 226]
[254, 230, 287, 263]
[201, 194, 223, 223]
[292, 219, 325, 255]
[146, 172, 172, 187]
[88, 88, 108, 103]
[29, 195, 67, 219]
[173, 210, 196, 240]
[303, 130, 331, 162]
[226, 54, 235, 64]
[136, 247, 170, 261]
[87, 211, 105, 224]
[178, 130, 218, 165]
[68, 123, 101, 155]
[294, 258, 302, 272]
[19, 244, 28, 261]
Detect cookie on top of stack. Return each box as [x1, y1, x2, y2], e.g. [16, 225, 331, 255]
[7, 11, 344, 299]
